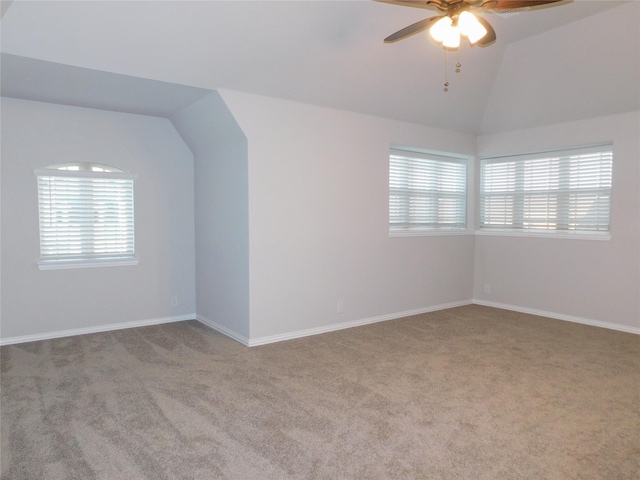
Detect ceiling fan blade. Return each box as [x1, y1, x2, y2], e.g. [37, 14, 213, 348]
[480, 0, 564, 10]
[474, 15, 496, 46]
[384, 16, 441, 43]
[374, 0, 442, 11]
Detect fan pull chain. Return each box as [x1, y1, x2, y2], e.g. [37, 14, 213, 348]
[444, 49, 449, 92]
[443, 48, 463, 92]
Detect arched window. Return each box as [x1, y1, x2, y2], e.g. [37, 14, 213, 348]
[47, 162, 125, 173]
[35, 162, 137, 269]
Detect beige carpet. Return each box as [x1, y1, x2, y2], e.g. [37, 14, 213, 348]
[1, 305, 638, 479]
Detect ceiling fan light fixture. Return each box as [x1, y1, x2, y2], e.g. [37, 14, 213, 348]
[458, 11, 487, 44]
[429, 16, 452, 43]
[430, 16, 460, 48]
[442, 25, 461, 48]
[381, 0, 569, 90]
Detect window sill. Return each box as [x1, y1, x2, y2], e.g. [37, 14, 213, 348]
[38, 257, 139, 270]
[475, 230, 611, 241]
[389, 229, 473, 238]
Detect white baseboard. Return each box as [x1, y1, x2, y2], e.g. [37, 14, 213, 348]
[0, 314, 196, 346]
[202, 300, 472, 347]
[4, 300, 635, 347]
[195, 315, 251, 346]
[472, 299, 640, 335]
[247, 300, 473, 347]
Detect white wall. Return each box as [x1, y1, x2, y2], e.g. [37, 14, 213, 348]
[474, 111, 640, 331]
[0, 97, 196, 341]
[220, 91, 477, 342]
[170, 92, 250, 341]
[2, 93, 636, 344]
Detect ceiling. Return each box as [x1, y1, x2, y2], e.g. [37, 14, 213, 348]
[1, 54, 213, 118]
[1, 0, 637, 134]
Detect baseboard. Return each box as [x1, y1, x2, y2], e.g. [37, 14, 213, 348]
[5, 300, 634, 347]
[0, 314, 196, 346]
[195, 315, 251, 346]
[243, 300, 473, 347]
[472, 300, 640, 335]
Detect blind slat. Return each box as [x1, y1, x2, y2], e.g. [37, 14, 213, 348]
[37, 172, 135, 261]
[480, 145, 612, 233]
[390, 150, 467, 232]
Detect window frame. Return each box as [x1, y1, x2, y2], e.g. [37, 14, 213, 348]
[389, 147, 470, 237]
[35, 163, 138, 270]
[477, 144, 613, 240]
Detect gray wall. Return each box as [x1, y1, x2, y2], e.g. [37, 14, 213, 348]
[474, 111, 640, 331]
[1, 94, 637, 344]
[221, 90, 477, 342]
[170, 92, 250, 341]
[1, 98, 196, 340]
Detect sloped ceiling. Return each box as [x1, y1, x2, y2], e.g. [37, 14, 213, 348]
[0, 54, 212, 118]
[480, 1, 640, 134]
[1, 0, 637, 135]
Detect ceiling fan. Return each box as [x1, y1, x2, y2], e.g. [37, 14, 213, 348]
[378, 0, 567, 49]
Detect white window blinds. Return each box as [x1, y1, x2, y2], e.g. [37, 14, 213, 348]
[389, 149, 467, 233]
[36, 168, 135, 263]
[480, 144, 613, 233]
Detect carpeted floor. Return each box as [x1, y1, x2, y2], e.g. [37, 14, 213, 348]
[1, 305, 639, 479]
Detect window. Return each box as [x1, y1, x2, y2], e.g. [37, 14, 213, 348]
[35, 163, 136, 269]
[389, 148, 468, 235]
[480, 144, 613, 235]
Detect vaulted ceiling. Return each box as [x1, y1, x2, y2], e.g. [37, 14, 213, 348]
[1, 0, 638, 134]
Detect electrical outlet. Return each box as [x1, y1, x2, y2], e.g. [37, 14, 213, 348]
[483, 284, 492, 294]
[170, 296, 178, 307]
[337, 301, 344, 314]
